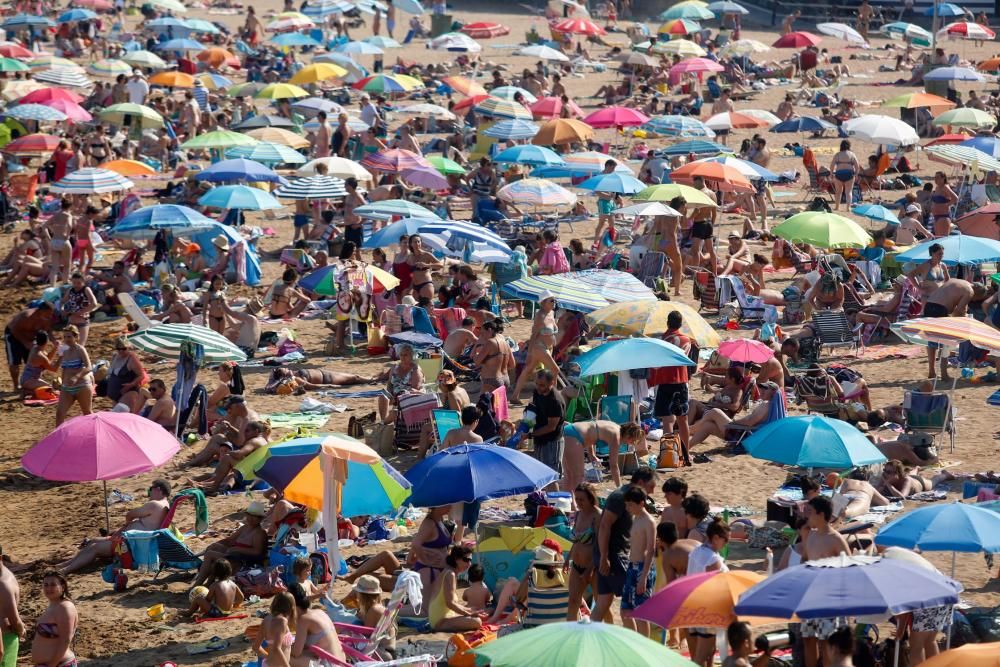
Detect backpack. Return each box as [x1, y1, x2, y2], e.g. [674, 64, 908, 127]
[657, 434, 683, 469]
[309, 552, 333, 585]
[235, 566, 287, 598]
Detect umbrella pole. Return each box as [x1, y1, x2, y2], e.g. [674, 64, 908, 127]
[944, 551, 957, 649]
[103, 480, 111, 534]
[893, 617, 901, 667]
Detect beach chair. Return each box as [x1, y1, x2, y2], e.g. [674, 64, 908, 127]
[118, 292, 154, 331]
[427, 408, 461, 456]
[717, 275, 767, 323]
[394, 391, 441, 451]
[153, 529, 202, 579]
[810, 309, 862, 357]
[724, 389, 787, 450]
[903, 390, 956, 453]
[794, 372, 844, 419]
[635, 251, 667, 288]
[692, 269, 721, 313]
[417, 355, 444, 390]
[597, 395, 640, 472]
[519, 571, 572, 628]
[324, 572, 416, 663]
[862, 276, 921, 344]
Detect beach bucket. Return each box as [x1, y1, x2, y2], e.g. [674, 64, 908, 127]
[146, 604, 167, 621]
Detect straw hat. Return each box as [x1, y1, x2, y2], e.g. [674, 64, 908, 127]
[352, 575, 382, 595]
[212, 234, 230, 252]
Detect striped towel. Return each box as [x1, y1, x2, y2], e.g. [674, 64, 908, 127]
[264, 413, 331, 429]
[319, 389, 389, 400]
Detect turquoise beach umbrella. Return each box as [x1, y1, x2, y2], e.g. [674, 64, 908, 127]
[743, 415, 886, 469]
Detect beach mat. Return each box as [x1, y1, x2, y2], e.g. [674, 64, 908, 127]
[859, 343, 923, 360]
[319, 389, 387, 400]
[264, 413, 331, 429]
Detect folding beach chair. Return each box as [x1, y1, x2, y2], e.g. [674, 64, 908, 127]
[635, 251, 667, 288]
[597, 395, 639, 472]
[117, 292, 154, 331]
[427, 408, 461, 456]
[717, 275, 768, 323]
[692, 269, 720, 314]
[725, 390, 788, 450]
[325, 572, 417, 663]
[904, 390, 956, 453]
[810, 309, 862, 357]
[416, 355, 444, 390]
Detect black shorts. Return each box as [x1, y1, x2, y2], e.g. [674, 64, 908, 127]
[4, 327, 28, 366]
[345, 226, 363, 246]
[691, 221, 714, 240]
[655, 382, 689, 417]
[595, 552, 629, 597]
[923, 302, 949, 318]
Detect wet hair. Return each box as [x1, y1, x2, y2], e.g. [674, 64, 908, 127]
[42, 571, 71, 600]
[706, 516, 731, 540]
[150, 479, 171, 497]
[270, 591, 295, 617]
[657, 521, 679, 546]
[445, 545, 473, 568]
[662, 476, 688, 497]
[460, 405, 480, 426]
[574, 482, 597, 508]
[467, 564, 484, 583]
[630, 466, 656, 485]
[808, 495, 834, 521]
[623, 486, 647, 506]
[727, 620, 752, 647]
[682, 493, 710, 520]
[211, 558, 233, 581]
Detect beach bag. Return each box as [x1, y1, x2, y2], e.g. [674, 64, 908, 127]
[367, 324, 388, 355]
[309, 551, 333, 585]
[364, 421, 396, 457]
[657, 434, 683, 469]
[446, 626, 498, 667]
[235, 566, 287, 598]
[348, 411, 377, 439]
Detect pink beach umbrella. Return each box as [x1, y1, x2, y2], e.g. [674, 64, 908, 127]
[529, 96, 584, 120]
[400, 166, 449, 190]
[361, 148, 431, 174]
[22, 411, 181, 530]
[39, 98, 92, 122]
[669, 57, 726, 75]
[582, 106, 651, 128]
[718, 338, 775, 364]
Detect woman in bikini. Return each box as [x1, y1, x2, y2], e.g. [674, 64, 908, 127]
[471, 319, 514, 391]
[376, 343, 425, 422]
[289, 582, 345, 667]
[563, 421, 644, 491]
[201, 275, 230, 334]
[908, 242, 950, 300]
[930, 171, 958, 237]
[269, 268, 310, 320]
[510, 292, 562, 404]
[254, 592, 295, 667]
[406, 506, 453, 598]
[72, 209, 95, 276]
[653, 197, 686, 296]
[567, 483, 601, 621]
[829, 140, 861, 211]
[719, 232, 751, 276]
[54, 326, 93, 426]
[21, 331, 57, 398]
[208, 362, 244, 419]
[406, 236, 442, 302]
[391, 234, 413, 296]
[31, 572, 78, 667]
[61, 273, 98, 346]
[453, 265, 485, 309]
[877, 459, 955, 498]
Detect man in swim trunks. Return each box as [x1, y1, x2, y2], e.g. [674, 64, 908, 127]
[688, 176, 718, 272]
[342, 177, 365, 248]
[801, 496, 851, 667]
[923, 279, 986, 380]
[222, 297, 263, 358]
[5, 302, 55, 391]
[143, 379, 177, 430]
[0, 543, 25, 667]
[188, 395, 260, 467]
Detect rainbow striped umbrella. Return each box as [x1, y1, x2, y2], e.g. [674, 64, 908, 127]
[352, 73, 423, 93]
[473, 96, 532, 120]
[361, 148, 431, 173]
[892, 317, 1000, 353]
[50, 167, 133, 194]
[28, 56, 81, 71]
[497, 177, 576, 208]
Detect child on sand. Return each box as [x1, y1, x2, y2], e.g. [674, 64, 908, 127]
[293, 557, 329, 602]
[188, 558, 244, 618]
[254, 592, 295, 667]
[621, 487, 656, 637]
[721, 621, 763, 667]
[462, 564, 491, 612]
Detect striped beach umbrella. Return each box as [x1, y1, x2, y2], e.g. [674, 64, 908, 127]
[576, 269, 659, 303]
[643, 114, 716, 137]
[489, 86, 537, 103]
[355, 199, 438, 219]
[892, 317, 1000, 353]
[939, 21, 996, 40]
[395, 103, 456, 120]
[474, 96, 532, 120]
[33, 68, 92, 88]
[694, 155, 778, 181]
[552, 17, 606, 35]
[361, 148, 431, 173]
[99, 103, 164, 128]
[181, 130, 259, 150]
[503, 274, 611, 312]
[304, 0, 355, 18]
[122, 50, 167, 69]
[28, 56, 83, 72]
[291, 97, 344, 117]
[497, 178, 576, 209]
[226, 142, 306, 165]
[274, 175, 349, 199]
[6, 103, 67, 122]
[128, 323, 246, 363]
[352, 73, 423, 93]
[244, 127, 309, 149]
[50, 167, 134, 194]
[88, 59, 133, 77]
[413, 220, 512, 256]
[926, 144, 1000, 172]
[483, 119, 540, 140]
[4, 133, 59, 155]
[111, 204, 218, 240]
[586, 300, 721, 347]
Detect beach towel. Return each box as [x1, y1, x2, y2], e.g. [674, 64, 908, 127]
[161, 489, 209, 535]
[121, 530, 160, 572]
[319, 389, 388, 400]
[264, 413, 331, 429]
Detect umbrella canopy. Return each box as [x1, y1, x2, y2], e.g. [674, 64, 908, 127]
[643, 115, 716, 137]
[428, 32, 482, 52]
[291, 96, 346, 117]
[22, 412, 180, 481]
[244, 127, 310, 148]
[337, 39, 384, 55]
[425, 156, 465, 175]
[633, 570, 771, 629]
[657, 139, 729, 156]
[501, 270, 654, 312]
[707, 1, 748, 13]
[365, 35, 401, 48]
[694, 155, 778, 182]
[585, 300, 721, 347]
[852, 203, 900, 224]
[816, 22, 868, 45]
[925, 66, 985, 81]
[773, 211, 871, 248]
[297, 157, 373, 182]
[474, 96, 532, 120]
[5, 103, 66, 122]
[473, 619, 697, 667]
[298, 263, 398, 296]
[515, 44, 570, 61]
[536, 151, 632, 176]
[98, 102, 165, 128]
[529, 96, 584, 120]
[651, 38, 707, 57]
[932, 107, 996, 128]
[704, 110, 767, 131]
[613, 202, 683, 217]
[718, 339, 774, 363]
[533, 118, 594, 145]
[671, 57, 726, 76]
[274, 175, 348, 200]
[253, 438, 410, 515]
[100, 159, 157, 178]
[440, 76, 488, 97]
[111, 205, 217, 240]
[361, 148, 431, 173]
[415, 220, 513, 263]
[50, 168, 133, 194]
[4, 133, 60, 155]
[396, 103, 456, 120]
[735, 554, 962, 619]
[196, 47, 239, 68]
[405, 443, 559, 506]
[875, 502, 1000, 553]
[157, 38, 205, 52]
[198, 184, 282, 210]
[576, 172, 646, 194]
[181, 129, 258, 150]
[256, 82, 310, 100]
[57, 8, 98, 22]
[926, 144, 1000, 172]
[883, 21, 933, 45]
[843, 114, 920, 145]
[227, 142, 306, 165]
[0, 57, 28, 73]
[920, 643, 1000, 667]
[196, 158, 285, 184]
[575, 338, 694, 377]
[895, 234, 1000, 266]
[128, 323, 248, 363]
[490, 86, 538, 103]
[634, 183, 718, 207]
[493, 144, 566, 167]
[744, 415, 887, 468]
[960, 135, 1000, 158]
[883, 92, 955, 109]
[497, 178, 576, 208]
[670, 161, 752, 192]
[957, 203, 1000, 238]
[938, 21, 996, 40]
[582, 106, 651, 128]
[122, 50, 167, 68]
[362, 216, 439, 248]
[770, 116, 837, 133]
[892, 316, 1000, 353]
[772, 31, 822, 48]
[658, 18, 701, 35]
[2, 14, 55, 28]
[719, 38, 771, 56]
[925, 2, 965, 15]
[459, 21, 510, 38]
[552, 17, 606, 35]
[353, 73, 423, 93]
[232, 114, 295, 131]
[483, 118, 540, 140]
[19, 87, 83, 104]
[355, 199, 437, 219]
[289, 62, 348, 85]
[661, 1, 714, 19]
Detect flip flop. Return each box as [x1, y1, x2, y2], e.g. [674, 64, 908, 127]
[186, 636, 230, 654]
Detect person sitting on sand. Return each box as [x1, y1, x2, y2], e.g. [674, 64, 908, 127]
[192, 502, 268, 587]
[254, 592, 295, 667]
[222, 297, 263, 358]
[187, 558, 244, 618]
[427, 545, 482, 633]
[688, 381, 781, 449]
[59, 479, 171, 574]
[188, 395, 259, 467]
[191, 420, 270, 495]
[875, 460, 955, 498]
[352, 575, 396, 658]
[142, 379, 177, 430]
[376, 344, 425, 423]
[207, 362, 244, 420]
[19, 331, 58, 398]
[151, 284, 193, 324]
[268, 268, 311, 320]
[688, 367, 746, 423]
[443, 318, 478, 359]
[289, 582, 346, 666]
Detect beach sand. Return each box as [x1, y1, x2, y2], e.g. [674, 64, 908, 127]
[0, 2, 999, 665]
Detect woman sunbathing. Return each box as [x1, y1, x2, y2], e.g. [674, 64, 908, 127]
[876, 460, 956, 498]
[265, 367, 381, 394]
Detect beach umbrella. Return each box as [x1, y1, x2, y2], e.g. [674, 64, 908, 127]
[718, 339, 774, 364]
[743, 415, 886, 469]
[0, 57, 28, 73]
[576, 337, 694, 377]
[613, 202, 682, 218]
[50, 167, 133, 194]
[694, 155, 778, 181]
[882, 21, 932, 45]
[621, 51, 658, 67]
[956, 203, 1000, 237]
[938, 21, 996, 40]
[497, 178, 576, 208]
[251, 438, 410, 516]
[232, 114, 295, 131]
[493, 144, 566, 167]
[100, 159, 157, 178]
[774, 211, 871, 248]
[337, 39, 384, 55]
[365, 35, 401, 48]
[352, 73, 423, 93]
[582, 106, 650, 128]
[474, 619, 697, 667]
[586, 300, 719, 346]
[3, 133, 59, 155]
[22, 412, 181, 531]
[27, 57, 83, 72]
[244, 127, 309, 148]
[932, 107, 996, 127]
[643, 115, 716, 137]
[256, 82, 309, 100]
[772, 31, 822, 48]
[926, 144, 1000, 172]
[417, 220, 514, 263]
[296, 157, 373, 183]
[474, 96, 532, 120]
[303, 0, 355, 17]
[36, 99, 91, 122]
[925, 66, 985, 81]
[32, 69, 91, 88]
[882, 92, 955, 109]
[148, 0, 187, 11]
[533, 151, 632, 176]
[313, 54, 367, 83]
[925, 3, 967, 16]
[960, 135, 1000, 157]
[817, 22, 868, 45]
[576, 270, 660, 305]
[843, 114, 920, 145]
[0, 44, 33, 59]
[533, 118, 594, 145]
[979, 56, 1000, 71]
[58, 8, 98, 23]
[198, 184, 282, 211]
[196, 47, 240, 69]
[387, 0, 423, 12]
[707, 1, 748, 13]
[633, 570, 771, 630]
[658, 18, 701, 36]
[5, 103, 66, 122]
[440, 76, 488, 96]
[735, 554, 962, 619]
[736, 109, 782, 127]
[149, 71, 195, 88]
[503, 275, 611, 312]
[275, 175, 348, 200]
[704, 110, 768, 131]
[483, 119, 540, 140]
[87, 58, 132, 77]
[181, 130, 258, 150]
[770, 116, 837, 134]
[670, 57, 725, 76]
[226, 82, 269, 98]
[400, 167, 448, 190]
[892, 316, 1000, 353]
[186, 19, 221, 34]
[157, 38, 205, 52]
[396, 103, 456, 120]
[424, 156, 465, 176]
[428, 32, 482, 52]
[529, 96, 584, 120]
[227, 142, 306, 165]
[669, 161, 752, 193]
[895, 234, 1000, 266]
[355, 199, 437, 219]
[405, 443, 559, 506]
[146, 17, 189, 28]
[658, 139, 729, 156]
[661, 0, 714, 19]
[652, 39, 707, 57]
[361, 148, 431, 173]
[852, 203, 900, 224]
[577, 172, 646, 194]
[98, 102, 164, 128]
[486, 86, 537, 103]
[74, 0, 113, 7]
[719, 38, 770, 56]
[460, 21, 510, 38]
[268, 14, 315, 32]
[552, 17, 606, 35]
[111, 205, 217, 240]
[271, 32, 323, 48]
[362, 216, 439, 248]
[128, 322, 246, 363]
[298, 263, 398, 297]
[291, 97, 345, 117]
[920, 643, 1000, 667]
[122, 50, 167, 69]
[875, 502, 1000, 554]
[1, 14, 55, 29]
[515, 44, 570, 61]
[925, 133, 973, 145]
[634, 183, 718, 207]
[196, 158, 285, 184]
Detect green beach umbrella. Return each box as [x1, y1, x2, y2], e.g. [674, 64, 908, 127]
[773, 211, 872, 249]
[99, 103, 164, 128]
[227, 82, 268, 98]
[0, 57, 29, 72]
[473, 619, 697, 667]
[128, 323, 246, 363]
[181, 130, 259, 150]
[426, 155, 465, 175]
[931, 107, 997, 129]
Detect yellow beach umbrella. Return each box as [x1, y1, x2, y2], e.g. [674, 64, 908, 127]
[289, 62, 349, 85]
[652, 38, 706, 57]
[256, 82, 310, 100]
[244, 127, 310, 149]
[148, 71, 195, 88]
[585, 301, 721, 347]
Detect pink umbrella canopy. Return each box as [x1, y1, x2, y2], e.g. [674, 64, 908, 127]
[718, 338, 775, 364]
[669, 57, 726, 75]
[400, 166, 449, 190]
[582, 106, 651, 128]
[361, 148, 431, 174]
[39, 98, 92, 122]
[529, 96, 583, 120]
[22, 411, 181, 481]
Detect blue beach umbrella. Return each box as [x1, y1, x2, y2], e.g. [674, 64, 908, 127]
[5, 104, 66, 122]
[404, 444, 559, 506]
[147, 17, 190, 29]
[362, 216, 439, 248]
[196, 157, 287, 184]
[186, 19, 221, 34]
[659, 139, 728, 156]
[735, 554, 962, 619]
[502, 275, 611, 313]
[895, 234, 1000, 266]
[110, 204, 218, 240]
[415, 220, 513, 263]
[707, 1, 748, 14]
[924, 2, 965, 16]
[771, 116, 836, 133]
[575, 338, 694, 377]
[577, 172, 646, 194]
[2, 14, 55, 29]
[337, 40, 384, 55]
[272, 32, 323, 48]
[227, 141, 307, 165]
[493, 144, 566, 167]
[355, 199, 438, 219]
[852, 203, 900, 224]
[483, 119, 540, 140]
[743, 415, 886, 469]
[157, 38, 205, 52]
[875, 503, 1000, 554]
[198, 184, 282, 210]
[58, 8, 98, 23]
[960, 135, 1000, 158]
[643, 114, 716, 137]
[199, 72, 234, 89]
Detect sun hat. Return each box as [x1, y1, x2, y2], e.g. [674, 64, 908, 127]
[212, 234, 230, 252]
[352, 575, 382, 595]
[905, 204, 920, 214]
[245, 500, 268, 517]
[537, 289, 556, 303]
[532, 545, 561, 565]
[401, 295, 417, 306]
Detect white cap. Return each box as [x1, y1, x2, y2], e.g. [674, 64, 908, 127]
[537, 290, 556, 303]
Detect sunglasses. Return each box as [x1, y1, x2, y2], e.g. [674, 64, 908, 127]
[461, 557, 473, 563]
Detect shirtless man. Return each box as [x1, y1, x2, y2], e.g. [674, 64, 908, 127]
[440, 405, 484, 449]
[622, 487, 656, 635]
[99, 261, 135, 301]
[223, 298, 263, 358]
[314, 110, 332, 159]
[395, 123, 422, 156]
[5, 302, 55, 390]
[187, 395, 260, 467]
[342, 177, 365, 248]
[443, 318, 477, 358]
[152, 285, 194, 324]
[755, 353, 785, 390]
[710, 90, 735, 146]
[269, 268, 311, 320]
[801, 496, 851, 667]
[924, 279, 987, 380]
[193, 420, 269, 495]
[654, 201, 684, 295]
[0, 544, 25, 667]
[60, 479, 171, 573]
[46, 198, 73, 286]
[293, 198, 312, 242]
[73, 206, 97, 275]
[144, 378, 177, 430]
[470, 320, 514, 391]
